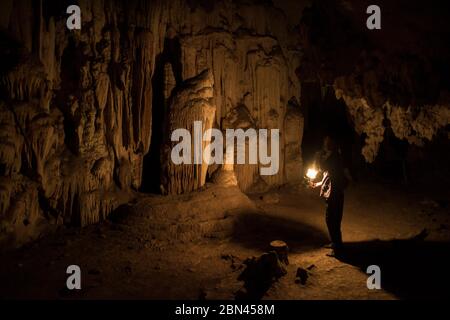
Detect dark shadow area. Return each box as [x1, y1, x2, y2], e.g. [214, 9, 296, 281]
[55, 36, 85, 155]
[232, 212, 329, 252]
[141, 36, 182, 193]
[108, 203, 135, 224]
[370, 129, 450, 187]
[140, 53, 165, 193]
[301, 84, 355, 171]
[336, 235, 450, 299]
[369, 131, 409, 184]
[236, 251, 287, 300]
[0, 33, 22, 99]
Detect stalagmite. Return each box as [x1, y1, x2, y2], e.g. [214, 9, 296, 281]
[160, 70, 216, 195]
[5, 0, 446, 248]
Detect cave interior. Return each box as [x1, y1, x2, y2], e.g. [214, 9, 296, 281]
[0, 0, 449, 300]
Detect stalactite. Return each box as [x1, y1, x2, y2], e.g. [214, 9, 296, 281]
[0, 0, 303, 246]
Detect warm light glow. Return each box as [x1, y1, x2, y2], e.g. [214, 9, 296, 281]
[306, 168, 318, 180]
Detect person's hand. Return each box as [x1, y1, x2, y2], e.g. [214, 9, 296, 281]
[308, 181, 316, 188]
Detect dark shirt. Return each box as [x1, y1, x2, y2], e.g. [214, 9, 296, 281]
[319, 151, 346, 200]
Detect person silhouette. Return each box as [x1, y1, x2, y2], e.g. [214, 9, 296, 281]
[310, 136, 351, 257]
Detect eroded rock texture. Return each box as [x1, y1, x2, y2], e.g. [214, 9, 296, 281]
[172, 1, 304, 189]
[299, 0, 450, 163]
[0, 0, 304, 247]
[3, 0, 447, 248]
[160, 69, 216, 195]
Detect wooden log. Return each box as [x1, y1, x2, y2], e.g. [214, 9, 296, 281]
[270, 240, 289, 265]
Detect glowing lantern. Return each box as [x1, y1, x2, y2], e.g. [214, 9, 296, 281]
[306, 168, 318, 180]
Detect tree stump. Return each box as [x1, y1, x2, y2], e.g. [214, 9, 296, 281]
[270, 240, 289, 265]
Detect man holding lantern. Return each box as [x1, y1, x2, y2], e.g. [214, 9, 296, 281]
[309, 136, 351, 257]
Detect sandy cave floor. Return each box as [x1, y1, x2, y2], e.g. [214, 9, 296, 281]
[0, 181, 449, 300]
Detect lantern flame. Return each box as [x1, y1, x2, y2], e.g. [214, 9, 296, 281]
[306, 168, 318, 180]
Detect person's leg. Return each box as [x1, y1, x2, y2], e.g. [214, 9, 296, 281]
[325, 199, 337, 246]
[325, 200, 339, 257]
[325, 194, 344, 248]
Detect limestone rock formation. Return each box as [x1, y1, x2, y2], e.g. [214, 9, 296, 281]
[334, 76, 450, 163]
[299, 0, 450, 163]
[118, 184, 257, 242]
[0, 0, 304, 247]
[3, 0, 446, 249]
[284, 98, 304, 183]
[160, 69, 216, 195]
[1, 0, 161, 246]
[222, 104, 259, 192]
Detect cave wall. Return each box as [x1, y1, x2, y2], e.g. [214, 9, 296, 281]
[1, 0, 449, 248]
[0, 0, 164, 246]
[298, 0, 450, 164]
[0, 0, 304, 247]
[170, 0, 303, 189]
